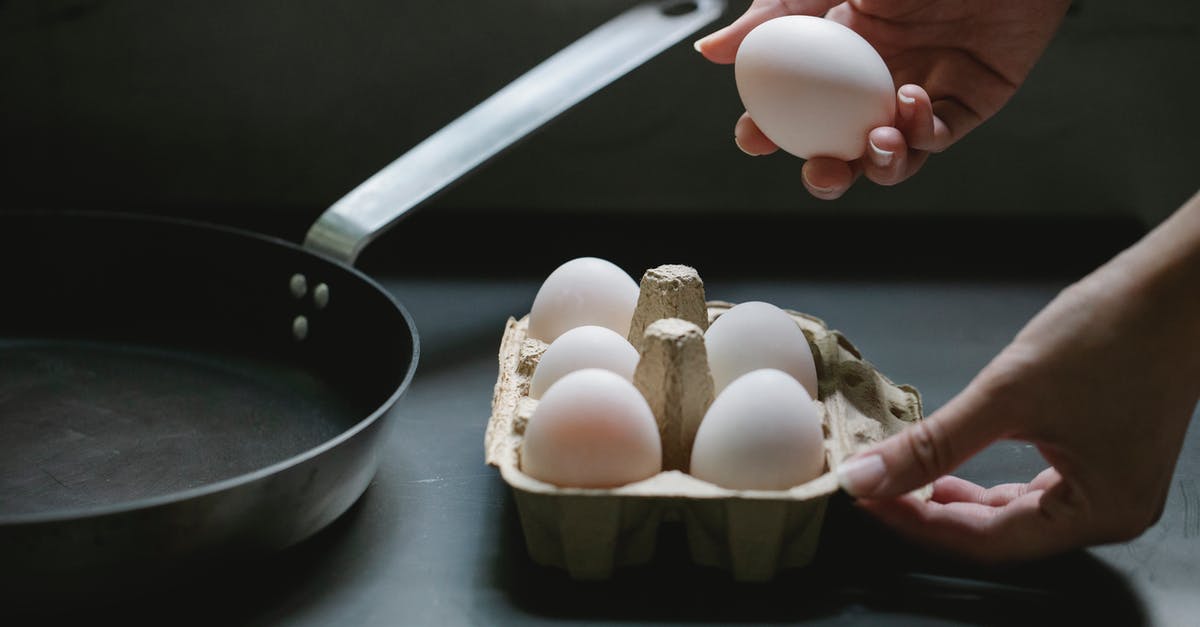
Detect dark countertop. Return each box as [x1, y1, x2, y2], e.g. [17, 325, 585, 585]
[4, 209, 1195, 625]
[18, 267, 1195, 626]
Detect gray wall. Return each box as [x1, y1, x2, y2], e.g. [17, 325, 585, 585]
[1, 1, 1196, 227]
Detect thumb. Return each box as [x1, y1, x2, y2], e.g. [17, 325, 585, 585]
[693, 0, 839, 64]
[836, 386, 1004, 498]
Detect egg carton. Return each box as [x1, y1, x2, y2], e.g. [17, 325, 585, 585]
[485, 265, 923, 581]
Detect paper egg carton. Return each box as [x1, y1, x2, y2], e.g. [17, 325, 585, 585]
[485, 265, 923, 581]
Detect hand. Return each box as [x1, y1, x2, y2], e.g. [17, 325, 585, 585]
[836, 190, 1200, 563]
[695, 0, 1071, 199]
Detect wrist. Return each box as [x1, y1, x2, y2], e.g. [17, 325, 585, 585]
[1100, 191, 1200, 306]
[1094, 191, 1200, 383]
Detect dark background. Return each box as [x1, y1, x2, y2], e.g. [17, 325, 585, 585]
[1, 0, 1197, 244]
[2, 1, 1199, 625]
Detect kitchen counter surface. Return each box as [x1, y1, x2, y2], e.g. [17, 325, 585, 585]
[12, 263, 1199, 626]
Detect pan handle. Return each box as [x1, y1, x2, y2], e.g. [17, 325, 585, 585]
[303, 0, 725, 264]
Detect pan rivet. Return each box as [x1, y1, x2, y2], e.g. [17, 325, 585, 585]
[313, 283, 330, 309]
[292, 315, 309, 341]
[290, 274, 308, 299]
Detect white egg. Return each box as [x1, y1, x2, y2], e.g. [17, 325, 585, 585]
[735, 15, 895, 160]
[704, 301, 818, 399]
[690, 369, 825, 490]
[521, 368, 662, 488]
[528, 325, 639, 400]
[527, 257, 640, 343]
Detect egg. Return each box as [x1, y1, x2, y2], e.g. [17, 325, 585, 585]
[527, 257, 640, 343]
[521, 368, 662, 488]
[704, 301, 818, 399]
[735, 15, 895, 160]
[690, 369, 825, 490]
[528, 325, 639, 399]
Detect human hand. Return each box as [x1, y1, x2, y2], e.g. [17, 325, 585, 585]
[695, 0, 1071, 199]
[835, 191, 1200, 562]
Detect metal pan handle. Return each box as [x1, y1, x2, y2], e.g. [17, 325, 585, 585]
[303, 0, 724, 264]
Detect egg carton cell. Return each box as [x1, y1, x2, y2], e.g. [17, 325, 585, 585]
[485, 265, 925, 581]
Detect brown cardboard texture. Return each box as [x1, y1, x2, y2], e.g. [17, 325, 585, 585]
[486, 265, 923, 581]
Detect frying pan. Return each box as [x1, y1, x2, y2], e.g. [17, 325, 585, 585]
[0, 0, 723, 598]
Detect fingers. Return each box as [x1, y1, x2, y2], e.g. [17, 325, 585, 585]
[693, 0, 839, 64]
[862, 126, 926, 187]
[837, 387, 1005, 498]
[931, 468, 1063, 507]
[931, 476, 1029, 507]
[733, 86, 954, 196]
[857, 475, 1084, 563]
[859, 84, 950, 186]
[802, 158, 859, 200]
[1029, 467, 1063, 491]
[733, 113, 779, 156]
[894, 84, 955, 154]
[734, 113, 860, 200]
[846, 84, 953, 189]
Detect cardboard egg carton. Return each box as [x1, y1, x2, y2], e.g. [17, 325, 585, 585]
[485, 265, 923, 581]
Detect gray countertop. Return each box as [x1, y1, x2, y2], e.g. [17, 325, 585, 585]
[19, 274, 1199, 626]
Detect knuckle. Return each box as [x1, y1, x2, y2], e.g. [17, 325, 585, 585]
[972, 352, 1038, 426]
[904, 419, 953, 481]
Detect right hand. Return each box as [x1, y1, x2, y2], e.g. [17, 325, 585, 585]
[836, 190, 1200, 562]
[694, 0, 1071, 199]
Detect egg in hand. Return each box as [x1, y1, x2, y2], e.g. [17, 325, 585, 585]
[735, 15, 895, 160]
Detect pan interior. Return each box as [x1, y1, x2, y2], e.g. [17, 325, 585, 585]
[0, 339, 357, 515]
[0, 213, 415, 519]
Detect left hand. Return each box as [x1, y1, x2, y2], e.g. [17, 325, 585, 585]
[835, 190, 1200, 562]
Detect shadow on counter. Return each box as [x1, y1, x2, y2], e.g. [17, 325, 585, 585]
[489, 490, 1148, 626]
[0, 205, 1144, 283]
[356, 209, 1148, 282]
[0, 482, 381, 626]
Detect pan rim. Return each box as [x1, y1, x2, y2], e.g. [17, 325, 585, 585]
[0, 210, 420, 525]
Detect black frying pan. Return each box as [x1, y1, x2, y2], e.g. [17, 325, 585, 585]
[0, 0, 722, 599]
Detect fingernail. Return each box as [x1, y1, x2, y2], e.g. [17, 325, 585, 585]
[898, 87, 917, 105]
[837, 455, 886, 496]
[693, 37, 709, 53]
[801, 169, 836, 195]
[734, 135, 755, 156]
[868, 139, 893, 167]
